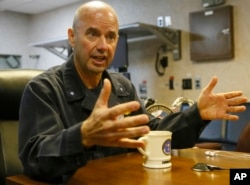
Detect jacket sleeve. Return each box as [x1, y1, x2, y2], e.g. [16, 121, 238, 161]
[154, 104, 208, 149]
[129, 83, 208, 149]
[18, 81, 90, 183]
[123, 77, 208, 149]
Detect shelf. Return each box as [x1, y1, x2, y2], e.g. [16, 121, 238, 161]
[119, 22, 181, 60]
[30, 22, 181, 60]
[29, 37, 71, 60]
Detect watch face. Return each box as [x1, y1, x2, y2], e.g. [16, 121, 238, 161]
[146, 104, 173, 119]
[162, 139, 171, 155]
[171, 97, 194, 112]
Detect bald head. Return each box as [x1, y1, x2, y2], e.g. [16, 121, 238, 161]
[72, 1, 119, 32]
[67, 0, 120, 76]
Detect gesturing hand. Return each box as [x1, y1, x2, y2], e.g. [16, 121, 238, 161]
[197, 76, 248, 121]
[81, 79, 150, 148]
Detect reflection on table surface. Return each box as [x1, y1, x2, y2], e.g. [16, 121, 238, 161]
[6, 148, 250, 185]
[66, 148, 250, 185]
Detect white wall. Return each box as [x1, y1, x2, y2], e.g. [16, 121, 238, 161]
[1, 0, 250, 106]
[0, 11, 31, 68]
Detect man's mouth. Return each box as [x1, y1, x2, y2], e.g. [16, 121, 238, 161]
[92, 55, 107, 62]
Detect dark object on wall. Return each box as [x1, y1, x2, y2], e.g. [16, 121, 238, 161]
[109, 33, 128, 70]
[189, 5, 234, 61]
[182, 79, 192, 90]
[0, 55, 21, 69]
[202, 0, 225, 8]
[155, 45, 168, 76]
[155, 55, 168, 76]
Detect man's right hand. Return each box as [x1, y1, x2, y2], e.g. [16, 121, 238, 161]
[80, 79, 150, 148]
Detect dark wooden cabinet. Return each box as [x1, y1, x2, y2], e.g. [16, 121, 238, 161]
[189, 5, 234, 61]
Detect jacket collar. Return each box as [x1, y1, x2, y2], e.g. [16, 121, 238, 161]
[62, 56, 129, 110]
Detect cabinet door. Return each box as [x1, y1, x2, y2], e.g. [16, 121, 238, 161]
[189, 5, 234, 61]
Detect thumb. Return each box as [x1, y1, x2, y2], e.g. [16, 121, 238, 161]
[95, 79, 111, 108]
[202, 76, 218, 94]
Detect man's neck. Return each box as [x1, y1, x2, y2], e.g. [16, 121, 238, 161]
[74, 63, 102, 89]
[78, 71, 102, 89]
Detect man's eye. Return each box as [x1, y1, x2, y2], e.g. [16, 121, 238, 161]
[106, 35, 116, 43]
[86, 31, 99, 40]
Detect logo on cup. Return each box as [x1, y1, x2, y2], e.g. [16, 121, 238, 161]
[162, 139, 171, 155]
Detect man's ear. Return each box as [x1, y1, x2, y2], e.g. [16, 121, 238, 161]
[68, 28, 75, 48]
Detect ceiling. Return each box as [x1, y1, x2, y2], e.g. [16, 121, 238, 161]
[0, 0, 83, 14]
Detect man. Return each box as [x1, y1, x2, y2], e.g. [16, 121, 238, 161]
[18, 1, 247, 183]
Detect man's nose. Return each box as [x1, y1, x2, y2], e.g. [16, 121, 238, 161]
[96, 36, 108, 50]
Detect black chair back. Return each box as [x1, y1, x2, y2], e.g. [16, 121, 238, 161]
[0, 69, 43, 185]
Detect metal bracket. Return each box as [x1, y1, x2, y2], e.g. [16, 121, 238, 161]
[119, 22, 181, 60]
[30, 37, 72, 60]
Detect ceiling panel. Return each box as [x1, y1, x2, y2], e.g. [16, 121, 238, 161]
[0, 0, 82, 14]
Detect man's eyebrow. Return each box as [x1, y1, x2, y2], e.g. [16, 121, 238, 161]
[107, 31, 118, 36]
[85, 27, 118, 37]
[86, 27, 99, 33]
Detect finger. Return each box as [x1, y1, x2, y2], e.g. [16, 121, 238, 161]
[95, 78, 111, 108]
[107, 101, 141, 119]
[227, 105, 246, 113]
[223, 91, 244, 99]
[115, 138, 147, 148]
[227, 97, 248, 106]
[100, 114, 149, 133]
[202, 76, 218, 94]
[100, 126, 150, 148]
[103, 138, 146, 148]
[113, 114, 149, 129]
[109, 126, 150, 140]
[223, 114, 239, 121]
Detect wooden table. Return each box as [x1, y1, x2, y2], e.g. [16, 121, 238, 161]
[6, 148, 250, 185]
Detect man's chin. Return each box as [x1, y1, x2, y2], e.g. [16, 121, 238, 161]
[91, 66, 106, 74]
